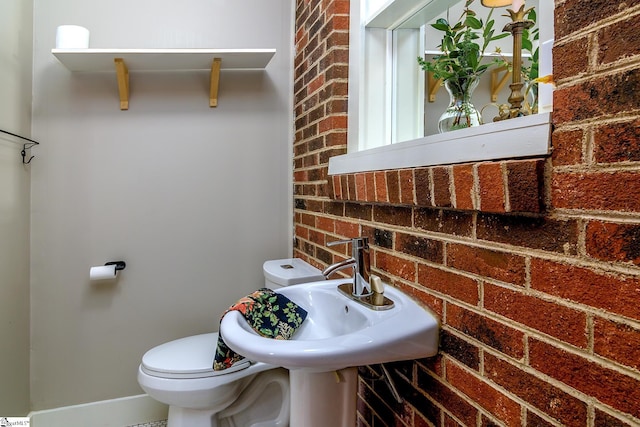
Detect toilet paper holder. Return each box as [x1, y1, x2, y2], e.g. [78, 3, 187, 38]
[105, 261, 126, 271]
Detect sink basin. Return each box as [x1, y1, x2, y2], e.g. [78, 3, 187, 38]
[220, 279, 440, 372]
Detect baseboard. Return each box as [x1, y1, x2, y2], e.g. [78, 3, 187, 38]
[28, 394, 168, 427]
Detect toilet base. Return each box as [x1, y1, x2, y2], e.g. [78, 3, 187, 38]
[165, 368, 290, 427]
[168, 406, 219, 427]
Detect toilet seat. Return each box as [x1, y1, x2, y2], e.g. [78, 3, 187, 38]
[141, 332, 251, 379]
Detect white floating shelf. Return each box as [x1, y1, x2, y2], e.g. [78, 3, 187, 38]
[51, 48, 276, 109]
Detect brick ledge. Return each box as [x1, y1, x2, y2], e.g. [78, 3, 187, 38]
[330, 158, 548, 214]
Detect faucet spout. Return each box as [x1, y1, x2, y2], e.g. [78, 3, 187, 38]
[323, 237, 372, 297]
[322, 257, 356, 278]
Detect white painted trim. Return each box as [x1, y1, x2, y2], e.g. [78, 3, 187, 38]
[28, 394, 168, 427]
[328, 113, 551, 175]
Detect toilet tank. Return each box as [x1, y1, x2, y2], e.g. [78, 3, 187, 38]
[263, 258, 325, 289]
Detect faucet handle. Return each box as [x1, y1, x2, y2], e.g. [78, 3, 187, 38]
[327, 237, 369, 248]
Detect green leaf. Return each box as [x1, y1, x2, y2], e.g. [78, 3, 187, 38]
[465, 16, 482, 30]
[431, 18, 449, 31]
[490, 33, 509, 42]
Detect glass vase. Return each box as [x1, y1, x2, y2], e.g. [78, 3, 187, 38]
[437, 77, 482, 133]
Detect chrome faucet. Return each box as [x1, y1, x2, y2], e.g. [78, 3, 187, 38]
[322, 237, 372, 297]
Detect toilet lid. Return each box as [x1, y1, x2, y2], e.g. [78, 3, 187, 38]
[141, 332, 250, 379]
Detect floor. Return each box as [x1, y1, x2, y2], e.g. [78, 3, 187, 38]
[128, 421, 167, 427]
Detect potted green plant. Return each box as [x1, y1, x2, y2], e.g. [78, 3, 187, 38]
[417, 0, 509, 132]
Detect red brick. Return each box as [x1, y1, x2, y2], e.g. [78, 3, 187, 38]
[593, 317, 640, 370]
[308, 74, 324, 94]
[324, 200, 344, 216]
[329, 14, 350, 31]
[445, 413, 463, 427]
[340, 174, 348, 199]
[308, 228, 325, 245]
[506, 159, 545, 213]
[477, 162, 506, 212]
[447, 244, 526, 286]
[374, 205, 412, 227]
[593, 119, 640, 164]
[335, 219, 359, 238]
[355, 173, 366, 201]
[484, 283, 588, 347]
[308, 200, 325, 214]
[386, 170, 401, 204]
[361, 172, 373, 202]
[396, 282, 444, 317]
[551, 129, 584, 166]
[295, 224, 309, 241]
[476, 213, 579, 254]
[585, 220, 640, 265]
[316, 216, 334, 233]
[553, 37, 590, 82]
[594, 409, 638, 427]
[347, 174, 356, 200]
[530, 258, 640, 321]
[294, 169, 307, 182]
[320, 80, 348, 97]
[414, 208, 474, 237]
[417, 265, 479, 306]
[440, 329, 480, 370]
[324, 64, 348, 80]
[318, 115, 347, 133]
[432, 166, 452, 208]
[396, 232, 444, 264]
[375, 251, 416, 282]
[331, 175, 341, 199]
[553, 70, 640, 125]
[325, 131, 347, 147]
[300, 212, 315, 227]
[597, 14, 640, 65]
[452, 164, 475, 210]
[416, 365, 478, 426]
[446, 361, 521, 427]
[552, 171, 640, 212]
[374, 171, 388, 202]
[484, 353, 587, 426]
[414, 168, 432, 206]
[399, 169, 415, 205]
[446, 304, 525, 359]
[526, 411, 556, 427]
[554, 0, 640, 39]
[529, 339, 640, 419]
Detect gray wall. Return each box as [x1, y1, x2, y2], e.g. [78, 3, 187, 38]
[31, 0, 293, 410]
[0, 0, 33, 416]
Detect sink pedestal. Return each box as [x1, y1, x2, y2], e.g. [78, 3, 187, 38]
[289, 368, 357, 427]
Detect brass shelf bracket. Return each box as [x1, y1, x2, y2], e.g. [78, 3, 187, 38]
[209, 58, 222, 108]
[114, 58, 129, 110]
[427, 71, 442, 103]
[491, 65, 511, 102]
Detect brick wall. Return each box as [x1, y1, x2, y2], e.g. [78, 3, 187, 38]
[293, 0, 640, 425]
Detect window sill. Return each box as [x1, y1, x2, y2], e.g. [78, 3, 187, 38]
[328, 113, 551, 175]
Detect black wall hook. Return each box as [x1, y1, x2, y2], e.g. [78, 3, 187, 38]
[0, 128, 41, 164]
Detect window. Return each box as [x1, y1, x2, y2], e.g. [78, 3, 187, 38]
[331, 0, 554, 175]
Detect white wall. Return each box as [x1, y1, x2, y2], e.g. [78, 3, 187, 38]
[0, 0, 33, 416]
[31, 0, 293, 410]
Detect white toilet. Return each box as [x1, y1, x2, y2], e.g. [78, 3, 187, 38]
[137, 258, 325, 427]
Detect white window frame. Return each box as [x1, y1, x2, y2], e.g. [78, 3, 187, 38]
[331, 0, 554, 175]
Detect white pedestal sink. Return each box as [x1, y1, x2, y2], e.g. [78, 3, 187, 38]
[220, 279, 439, 426]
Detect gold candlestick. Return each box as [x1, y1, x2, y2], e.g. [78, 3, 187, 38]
[494, 5, 534, 121]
